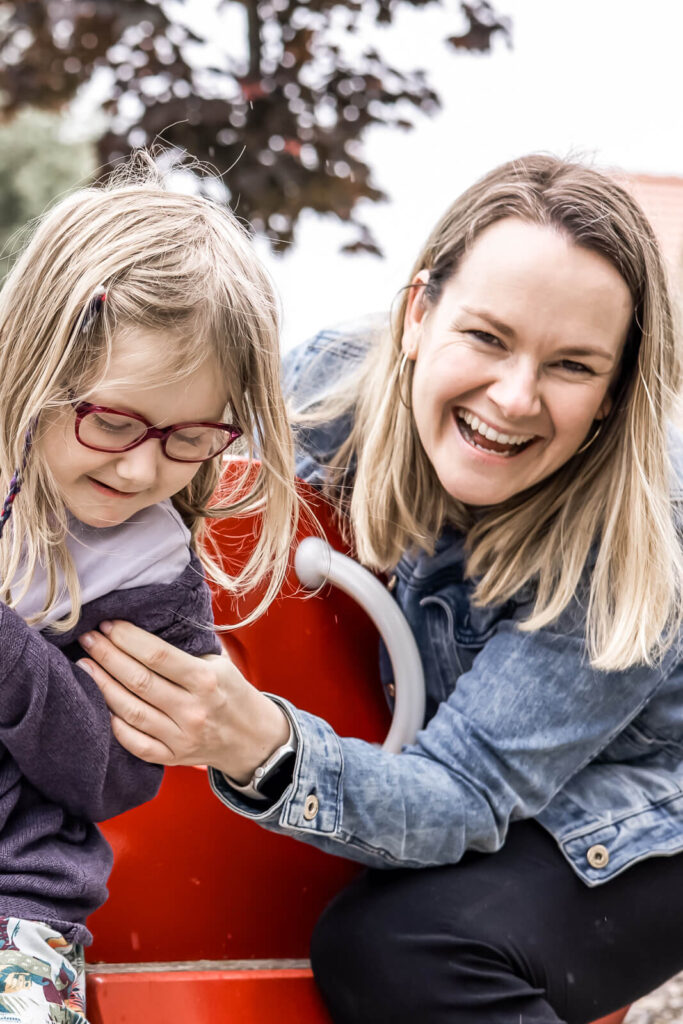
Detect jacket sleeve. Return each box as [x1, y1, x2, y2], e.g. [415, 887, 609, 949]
[0, 563, 219, 822]
[209, 620, 680, 870]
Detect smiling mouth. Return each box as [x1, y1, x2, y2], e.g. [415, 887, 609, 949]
[87, 477, 140, 497]
[455, 409, 537, 457]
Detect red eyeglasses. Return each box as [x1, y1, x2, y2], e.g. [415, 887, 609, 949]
[73, 403, 242, 464]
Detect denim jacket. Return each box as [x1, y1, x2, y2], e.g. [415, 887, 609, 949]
[211, 321, 683, 886]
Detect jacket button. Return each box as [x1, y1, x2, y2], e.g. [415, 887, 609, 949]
[303, 794, 319, 821]
[586, 844, 610, 869]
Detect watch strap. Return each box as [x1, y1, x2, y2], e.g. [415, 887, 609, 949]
[223, 721, 298, 802]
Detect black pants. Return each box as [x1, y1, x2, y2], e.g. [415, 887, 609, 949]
[311, 821, 683, 1024]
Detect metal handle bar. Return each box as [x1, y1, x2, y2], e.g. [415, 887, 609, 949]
[294, 537, 426, 753]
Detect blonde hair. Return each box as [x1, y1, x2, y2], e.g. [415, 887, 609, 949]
[0, 153, 298, 630]
[300, 154, 683, 670]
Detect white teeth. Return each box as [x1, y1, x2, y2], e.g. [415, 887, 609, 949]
[457, 409, 533, 446]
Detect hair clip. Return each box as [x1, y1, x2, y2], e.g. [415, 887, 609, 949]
[80, 285, 107, 335]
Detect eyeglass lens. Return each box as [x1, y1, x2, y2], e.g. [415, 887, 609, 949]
[78, 410, 234, 462]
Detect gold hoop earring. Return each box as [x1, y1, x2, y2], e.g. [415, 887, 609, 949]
[576, 420, 603, 455]
[398, 352, 412, 410]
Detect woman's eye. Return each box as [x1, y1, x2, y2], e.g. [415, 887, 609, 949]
[556, 360, 594, 376]
[468, 330, 501, 346]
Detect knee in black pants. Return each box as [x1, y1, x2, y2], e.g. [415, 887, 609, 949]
[311, 872, 424, 1024]
[310, 867, 514, 1024]
[310, 827, 580, 1024]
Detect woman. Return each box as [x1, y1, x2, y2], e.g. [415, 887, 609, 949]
[78, 155, 683, 1023]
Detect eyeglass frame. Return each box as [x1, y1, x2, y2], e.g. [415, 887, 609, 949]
[72, 402, 242, 464]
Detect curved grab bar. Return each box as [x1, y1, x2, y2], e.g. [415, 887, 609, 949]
[294, 537, 426, 753]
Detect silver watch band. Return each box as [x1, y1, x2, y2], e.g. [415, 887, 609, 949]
[223, 720, 297, 801]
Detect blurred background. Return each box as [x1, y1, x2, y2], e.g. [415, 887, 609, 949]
[0, 0, 681, 351]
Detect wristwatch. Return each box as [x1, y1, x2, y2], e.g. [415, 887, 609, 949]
[223, 721, 298, 802]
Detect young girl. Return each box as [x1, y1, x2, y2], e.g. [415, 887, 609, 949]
[79, 154, 683, 1023]
[0, 157, 297, 1022]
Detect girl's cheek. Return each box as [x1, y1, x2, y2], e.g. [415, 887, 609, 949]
[176, 465, 202, 493]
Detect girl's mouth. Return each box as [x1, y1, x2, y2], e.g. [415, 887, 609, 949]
[87, 477, 140, 498]
[455, 409, 537, 457]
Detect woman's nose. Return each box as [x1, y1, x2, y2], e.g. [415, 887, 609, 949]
[487, 361, 542, 420]
[114, 439, 161, 487]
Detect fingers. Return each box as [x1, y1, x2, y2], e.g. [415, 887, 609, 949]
[79, 654, 178, 736]
[109, 715, 177, 766]
[82, 620, 211, 693]
[76, 633, 228, 767]
[77, 623, 276, 776]
[79, 628, 192, 713]
[78, 656, 182, 764]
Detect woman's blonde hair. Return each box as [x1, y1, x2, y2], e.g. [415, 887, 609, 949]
[301, 154, 683, 670]
[0, 153, 298, 630]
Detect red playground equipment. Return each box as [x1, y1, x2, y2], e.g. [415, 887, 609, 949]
[85, 466, 632, 1024]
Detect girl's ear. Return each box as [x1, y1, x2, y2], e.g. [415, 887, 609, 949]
[402, 270, 430, 359]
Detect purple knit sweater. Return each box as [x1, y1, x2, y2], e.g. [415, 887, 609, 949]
[0, 553, 219, 945]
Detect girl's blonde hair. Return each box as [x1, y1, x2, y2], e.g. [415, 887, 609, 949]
[301, 154, 683, 671]
[0, 153, 298, 630]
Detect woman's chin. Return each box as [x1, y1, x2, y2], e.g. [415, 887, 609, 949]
[436, 460, 532, 507]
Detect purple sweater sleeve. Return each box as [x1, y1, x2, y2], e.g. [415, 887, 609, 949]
[0, 555, 219, 822]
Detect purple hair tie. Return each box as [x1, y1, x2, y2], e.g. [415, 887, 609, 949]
[0, 421, 35, 540]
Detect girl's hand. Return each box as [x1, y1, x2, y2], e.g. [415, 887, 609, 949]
[78, 622, 290, 781]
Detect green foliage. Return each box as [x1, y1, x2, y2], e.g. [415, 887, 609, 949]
[0, 108, 96, 275]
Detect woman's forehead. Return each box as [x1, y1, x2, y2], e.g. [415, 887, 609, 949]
[438, 219, 633, 351]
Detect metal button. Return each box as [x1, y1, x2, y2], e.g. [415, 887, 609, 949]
[386, 682, 396, 698]
[303, 794, 319, 821]
[387, 574, 398, 592]
[586, 844, 610, 869]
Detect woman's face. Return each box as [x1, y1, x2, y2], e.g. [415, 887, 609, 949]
[403, 218, 634, 507]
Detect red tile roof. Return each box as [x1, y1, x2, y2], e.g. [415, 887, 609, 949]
[622, 173, 683, 276]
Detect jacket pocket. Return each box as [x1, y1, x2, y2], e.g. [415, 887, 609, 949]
[419, 594, 465, 712]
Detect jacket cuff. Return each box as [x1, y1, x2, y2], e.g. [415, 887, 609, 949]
[208, 695, 344, 836]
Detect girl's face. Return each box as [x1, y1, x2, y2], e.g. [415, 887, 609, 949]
[403, 218, 634, 507]
[39, 329, 229, 528]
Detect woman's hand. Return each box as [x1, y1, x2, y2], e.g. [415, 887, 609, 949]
[78, 621, 290, 781]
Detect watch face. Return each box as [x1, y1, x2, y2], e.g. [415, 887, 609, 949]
[257, 751, 297, 802]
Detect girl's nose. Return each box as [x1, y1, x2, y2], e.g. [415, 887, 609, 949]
[114, 439, 161, 488]
[487, 360, 542, 420]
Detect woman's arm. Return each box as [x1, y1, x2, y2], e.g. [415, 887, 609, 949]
[79, 617, 680, 869]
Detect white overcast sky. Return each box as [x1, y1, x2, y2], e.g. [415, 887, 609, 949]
[170, 0, 683, 349]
